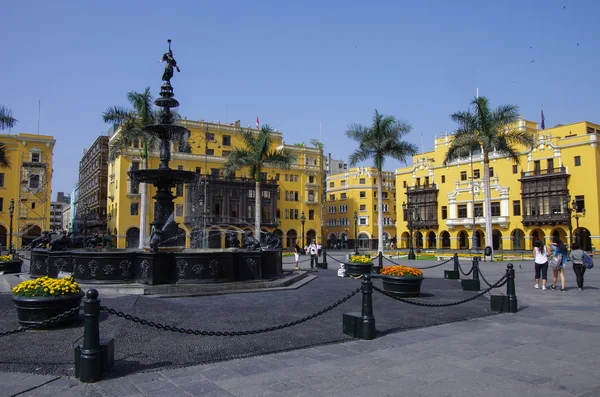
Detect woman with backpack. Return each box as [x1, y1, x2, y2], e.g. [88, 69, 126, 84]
[568, 242, 587, 291]
[532, 239, 549, 290]
[550, 236, 568, 292]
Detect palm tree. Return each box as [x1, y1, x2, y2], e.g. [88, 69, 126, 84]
[103, 88, 158, 249]
[310, 139, 326, 247]
[0, 105, 18, 169]
[445, 96, 534, 260]
[346, 110, 418, 256]
[223, 125, 295, 240]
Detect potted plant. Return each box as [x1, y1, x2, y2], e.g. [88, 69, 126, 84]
[344, 255, 373, 277]
[11, 276, 83, 328]
[380, 265, 424, 297]
[0, 254, 23, 274]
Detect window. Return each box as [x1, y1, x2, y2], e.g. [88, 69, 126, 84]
[547, 158, 554, 170]
[130, 181, 139, 194]
[0, 173, 3, 187]
[513, 200, 521, 216]
[474, 203, 483, 217]
[441, 175, 445, 183]
[491, 202, 501, 216]
[133, 138, 140, 149]
[329, 182, 334, 188]
[222, 150, 230, 157]
[382, 192, 388, 199]
[309, 210, 314, 220]
[0, 197, 3, 212]
[359, 191, 366, 198]
[575, 156, 581, 166]
[177, 165, 183, 171]
[309, 176, 315, 183]
[130, 161, 140, 171]
[373, 205, 377, 211]
[29, 174, 40, 189]
[489, 168, 494, 177]
[359, 178, 366, 184]
[31, 152, 41, 162]
[574, 195, 585, 212]
[373, 191, 377, 198]
[341, 180, 346, 186]
[340, 193, 346, 199]
[294, 175, 299, 182]
[360, 204, 366, 211]
[382, 204, 389, 212]
[473, 169, 480, 179]
[534, 160, 541, 174]
[211, 168, 220, 177]
[458, 204, 467, 218]
[130, 203, 139, 215]
[330, 194, 335, 201]
[425, 176, 429, 185]
[360, 218, 367, 225]
[206, 149, 214, 156]
[416, 178, 420, 186]
[308, 190, 314, 202]
[512, 165, 518, 174]
[441, 206, 447, 220]
[176, 204, 183, 217]
[222, 135, 231, 146]
[460, 171, 467, 181]
[206, 133, 215, 141]
[275, 173, 280, 181]
[284, 174, 288, 182]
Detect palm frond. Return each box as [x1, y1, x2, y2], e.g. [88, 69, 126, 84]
[0, 142, 12, 168]
[0, 106, 18, 130]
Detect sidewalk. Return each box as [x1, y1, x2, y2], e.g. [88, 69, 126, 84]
[1, 257, 599, 396]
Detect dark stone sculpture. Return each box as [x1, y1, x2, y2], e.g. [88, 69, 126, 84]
[264, 232, 282, 249]
[49, 231, 71, 252]
[159, 39, 180, 83]
[102, 234, 116, 248]
[68, 232, 85, 249]
[242, 231, 261, 251]
[227, 232, 241, 248]
[149, 227, 162, 253]
[31, 231, 52, 249]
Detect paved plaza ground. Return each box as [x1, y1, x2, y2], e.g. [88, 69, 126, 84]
[1, 251, 599, 396]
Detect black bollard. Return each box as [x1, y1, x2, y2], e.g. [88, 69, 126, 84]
[507, 263, 518, 313]
[372, 252, 383, 274]
[461, 256, 480, 291]
[491, 263, 518, 313]
[343, 274, 376, 340]
[77, 289, 103, 382]
[444, 252, 460, 279]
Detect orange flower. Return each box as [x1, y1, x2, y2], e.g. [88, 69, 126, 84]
[381, 265, 423, 277]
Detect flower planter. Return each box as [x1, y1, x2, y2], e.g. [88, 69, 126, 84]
[381, 275, 423, 297]
[344, 262, 373, 277]
[11, 291, 84, 328]
[0, 259, 23, 274]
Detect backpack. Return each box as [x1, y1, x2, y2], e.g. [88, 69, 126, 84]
[550, 253, 563, 270]
[583, 252, 594, 270]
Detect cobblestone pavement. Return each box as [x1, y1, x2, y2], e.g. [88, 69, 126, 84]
[1, 252, 599, 396]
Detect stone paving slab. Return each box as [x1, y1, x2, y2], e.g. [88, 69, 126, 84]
[2, 254, 600, 396]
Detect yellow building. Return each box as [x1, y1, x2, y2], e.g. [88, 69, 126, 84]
[325, 167, 397, 250]
[107, 120, 324, 249]
[394, 119, 600, 252]
[0, 133, 55, 250]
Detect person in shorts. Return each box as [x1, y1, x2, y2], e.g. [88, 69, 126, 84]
[294, 243, 301, 270]
[532, 239, 549, 290]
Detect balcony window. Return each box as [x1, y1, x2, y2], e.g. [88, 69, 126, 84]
[176, 204, 183, 217]
[491, 202, 501, 216]
[513, 200, 521, 216]
[512, 165, 518, 174]
[359, 178, 365, 184]
[29, 174, 40, 189]
[309, 176, 315, 183]
[474, 203, 483, 217]
[458, 204, 467, 218]
[441, 206, 447, 220]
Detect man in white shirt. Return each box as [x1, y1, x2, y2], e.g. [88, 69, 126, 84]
[308, 240, 318, 270]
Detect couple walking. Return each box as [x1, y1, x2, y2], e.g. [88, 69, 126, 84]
[533, 236, 590, 292]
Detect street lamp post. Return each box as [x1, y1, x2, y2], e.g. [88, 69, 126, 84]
[344, 227, 348, 249]
[300, 211, 306, 250]
[571, 199, 586, 247]
[403, 202, 416, 260]
[8, 199, 14, 254]
[565, 195, 573, 246]
[353, 210, 359, 255]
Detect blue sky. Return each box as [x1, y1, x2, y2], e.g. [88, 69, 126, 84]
[3, 0, 599, 196]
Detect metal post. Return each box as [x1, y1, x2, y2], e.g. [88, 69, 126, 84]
[506, 263, 518, 313]
[300, 211, 305, 250]
[453, 253, 459, 272]
[354, 210, 359, 255]
[378, 251, 383, 268]
[78, 289, 103, 382]
[8, 199, 14, 253]
[472, 256, 479, 281]
[360, 274, 376, 339]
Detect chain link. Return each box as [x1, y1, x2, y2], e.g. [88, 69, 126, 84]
[381, 255, 454, 270]
[477, 267, 496, 287]
[0, 306, 81, 338]
[372, 274, 507, 308]
[102, 287, 361, 336]
[457, 261, 474, 276]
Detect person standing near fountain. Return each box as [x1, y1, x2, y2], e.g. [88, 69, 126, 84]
[294, 242, 301, 270]
[308, 240, 318, 271]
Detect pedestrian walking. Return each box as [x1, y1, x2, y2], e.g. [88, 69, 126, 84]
[569, 242, 587, 291]
[533, 239, 549, 290]
[294, 243, 301, 270]
[308, 240, 318, 270]
[550, 236, 568, 291]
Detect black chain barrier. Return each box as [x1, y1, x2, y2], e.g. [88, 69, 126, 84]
[0, 306, 81, 338]
[101, 287, 361, 336]
[381, 255, 454, 270]
[456, 261, 474, 277]
[372, 274, 507, 308]
[477, 267, 504, 288]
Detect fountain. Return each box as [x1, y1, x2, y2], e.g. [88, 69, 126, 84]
[30, 40, 283, 286]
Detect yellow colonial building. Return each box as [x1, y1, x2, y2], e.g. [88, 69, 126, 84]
[107, 119, 325, 249]
[325, 167, 397, 250]
[0, 133, 55, 250]
[395, 119, 600, 252]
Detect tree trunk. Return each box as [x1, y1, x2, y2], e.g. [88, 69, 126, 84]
[255, 180, 261, 241]
[483, 152, 493, 260]
[377, 170, 384, 255]
[138, 158, 148, 249]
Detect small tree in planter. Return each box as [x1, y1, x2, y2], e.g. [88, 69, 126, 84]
[11, 276, 83, 327]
